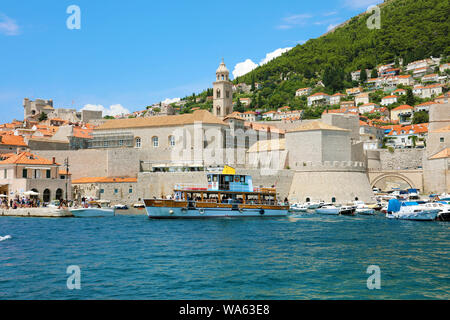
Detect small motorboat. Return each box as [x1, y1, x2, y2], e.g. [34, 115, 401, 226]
[316, 205, 340, 215]
[305, 202, 321, 209]
[339, 206, 356, 216]
[386, 199, 440, 221]
[114, 204, 129, 210]
[290, 203, 308, 212]
[354, 201, 375, 215]
[424, 202, 450, 221]
[70, 200, 115, 217]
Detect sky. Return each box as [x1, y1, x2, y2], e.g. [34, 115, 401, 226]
[0, 0, 382, 122]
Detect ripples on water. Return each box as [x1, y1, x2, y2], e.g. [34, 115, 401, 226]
[0, 213, 449, 300]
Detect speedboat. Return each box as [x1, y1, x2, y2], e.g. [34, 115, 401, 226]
[70, 200, 115, 217]
[114, 204, 129, 210]
[290, 203, 308, 212]
[305, 201, 321, 209]
[339, 205, 356, 216]
[386, 199, 439, 221]
[354, 201, 375, 215]
[315, 205, 340, 215]
[424, 202, 450, 221]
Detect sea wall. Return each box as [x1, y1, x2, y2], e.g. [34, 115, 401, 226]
[0, 208, 72, 217]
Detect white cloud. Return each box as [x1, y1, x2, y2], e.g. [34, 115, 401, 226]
[259, 47, 293, 65]
[276, 13, 312, 30]
[81, 104, 130, 117]
[0, 14, 19, 36]
[161, 97, 181, 105]
[232, 59, 259, 78]
[327, 23, 339, 32]
[232, 47, 293, 78]
[343, 0, 382, 9]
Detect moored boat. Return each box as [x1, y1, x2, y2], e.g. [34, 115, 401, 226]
[144, 168, 289, 219]
[386, 199, 439, 221]
[290, 203, 308, 212]
[339, 205, 356, 216]
[315, 205, 340, 215]
[354, 201, 375, 215]
[70, 200, 115, 217]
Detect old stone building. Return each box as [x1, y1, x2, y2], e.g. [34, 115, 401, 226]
[212, 60, 233, 118]
[0, 152, 72, 202]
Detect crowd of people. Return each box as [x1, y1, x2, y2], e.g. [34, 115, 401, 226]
[0, 196, 40, 209]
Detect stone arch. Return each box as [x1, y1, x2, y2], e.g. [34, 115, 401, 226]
[43, 189, 51, 203]
[370, 173, 416, 190]
[56, 188, 63, 201]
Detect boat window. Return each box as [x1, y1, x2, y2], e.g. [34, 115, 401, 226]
[213, 175, 217, 182]
[240, 176, 245, 183]
[207, 175, 211, 182]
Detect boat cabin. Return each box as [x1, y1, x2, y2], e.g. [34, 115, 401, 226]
[207, 173, 253, 192]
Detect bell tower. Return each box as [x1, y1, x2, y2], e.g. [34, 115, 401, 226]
[213, 59, 233, 118]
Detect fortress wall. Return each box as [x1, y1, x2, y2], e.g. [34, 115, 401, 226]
[288, 171, 375, 204]
[379, 148, 424, 170]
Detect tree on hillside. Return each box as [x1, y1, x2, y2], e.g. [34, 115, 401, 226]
[323, 66, 345, 92]
[412, 111, 429, 124]
[406, 88, 415, 106]
[360, 69, 368, 83]
[235, 99, 244, 113]
[370, 69, 378, 78]
[38, 112, 48, 122]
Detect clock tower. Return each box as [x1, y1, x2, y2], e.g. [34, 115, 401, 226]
[213, 59, 233, 118]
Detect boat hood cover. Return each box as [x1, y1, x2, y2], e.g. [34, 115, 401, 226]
[387, 199, 401, 212]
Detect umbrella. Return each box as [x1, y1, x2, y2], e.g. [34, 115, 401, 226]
[23, 191, 39, 196]
[0, 195, 7, 198]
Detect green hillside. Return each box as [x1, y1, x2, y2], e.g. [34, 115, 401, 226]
[179, 0, 449, 115]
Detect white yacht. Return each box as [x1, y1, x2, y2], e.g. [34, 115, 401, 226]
[353, 201, 375, 215]
[316, 205, 340, 215]
[290, 203, 308, 212]
[386, 199, 439, 221]
[70, 200, 115, 217]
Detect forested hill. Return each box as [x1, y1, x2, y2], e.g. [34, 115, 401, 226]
[236, 0, 449, 85]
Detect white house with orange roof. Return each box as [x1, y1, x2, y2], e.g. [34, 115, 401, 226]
[0, 151, 71, 202]
[307, 93, 330, 106]
[358, 103, 380, 114]
[384, 123, 428, 149]
[241, 111, 257, 122]
[435, 92, 449, 104]
[330, 93, 345, 105]
[345, 87, 363, 96]
[355, 93, 369, 106]
[393, 88, 406, 96]
[262, 111, 277, 120]
[413, 84, 443, 99]
[421, 73, 439, 83]
[390, 105, 413, 124]
[381, 95, 398, 106]
[439, 63, 450, 73]
[295, 87, 312, 97]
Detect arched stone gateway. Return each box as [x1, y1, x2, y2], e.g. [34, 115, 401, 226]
[56, 189, 64, 201]
[370, 173, 416, 190]
[43, 189, 51, 203]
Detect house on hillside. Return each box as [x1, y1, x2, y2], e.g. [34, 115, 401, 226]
[307, 93, 330, 106]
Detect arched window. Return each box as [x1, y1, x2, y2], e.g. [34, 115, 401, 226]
[306, 197, 310, 202]
[152, 136, 159, 148]
[245, 136, 250, 149]
[135, 137, 142, 148]
[221, 75, 224, 80]
[169, 135, 175, 147]
[56, 189, 63, 201]
[331, 197, 336, 203]
[43, 189, 51, 203]
[216, 89, 221, 99]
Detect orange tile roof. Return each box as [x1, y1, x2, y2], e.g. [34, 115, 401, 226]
[0, 152, 58, 165]
[0, 134, 28, 147]
[429, 148, 450, 160]
[95, 110, 226, 130]
[382, 95, 398, 99]
[72, 176, 138, 184]
[58, 169, 72, 175]
[392, 105, 413, 111]
[309, 92, 329, 97]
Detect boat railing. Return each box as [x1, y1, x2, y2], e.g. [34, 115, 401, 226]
[174, 183, 276, 193]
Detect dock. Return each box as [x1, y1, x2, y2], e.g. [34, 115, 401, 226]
[0, 208, 73, 218]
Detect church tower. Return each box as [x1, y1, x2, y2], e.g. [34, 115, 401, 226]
[213, 59, 233, 118]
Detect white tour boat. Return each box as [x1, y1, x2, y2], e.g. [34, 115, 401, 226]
[144, 168, 289, 219]
[70, 200, 115, 217]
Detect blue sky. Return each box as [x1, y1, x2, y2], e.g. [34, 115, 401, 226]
[0, 0, 382, 122]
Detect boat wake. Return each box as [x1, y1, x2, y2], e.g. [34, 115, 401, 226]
[0, 235, 12, 242]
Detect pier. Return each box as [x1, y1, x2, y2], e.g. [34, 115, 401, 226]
[0, 208, 73, 218]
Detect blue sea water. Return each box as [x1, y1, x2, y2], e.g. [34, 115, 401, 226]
[0, 213, 449, 300]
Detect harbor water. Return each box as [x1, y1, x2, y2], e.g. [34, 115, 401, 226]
[0, 213, 449, 299]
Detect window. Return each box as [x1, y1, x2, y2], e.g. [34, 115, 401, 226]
[114, 189, 118, 194]
[119, 140, 124, 147]
[226, 91, 230, 98]
[34, 170, 41, 179]
[129, 188, 133, 194]
[99, 189, 104, 194]
[216, 89, 221, 99]
[441, 137, 445, 143]
[152, 136, 159, 148]
[135, 137, 142, 148]
[22, 169, 27, 178]
[169, 136, 175, 147]
[103, 141, 108, 147]
[3, 169, 7, 179]
[46, 170, 51, 179]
